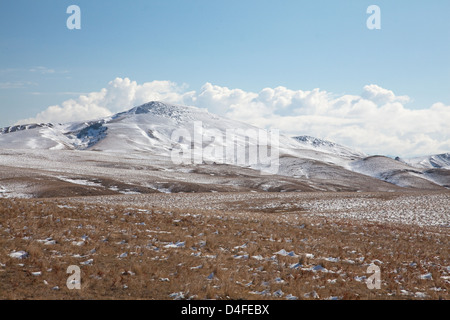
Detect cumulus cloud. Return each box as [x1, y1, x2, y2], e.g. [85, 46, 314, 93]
[19, 78, 195, 124]
[18, 78, 450, 158]
[361, 84, 410, 105]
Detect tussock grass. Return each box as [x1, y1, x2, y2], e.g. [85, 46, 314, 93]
[0, 193, 448, 300]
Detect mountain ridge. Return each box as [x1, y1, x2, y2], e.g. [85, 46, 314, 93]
[0, 101, 449, 192]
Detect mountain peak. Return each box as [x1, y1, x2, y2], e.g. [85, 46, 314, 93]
[405, 152, 450, 169]
[293, 135, 340, 148]
[293, 135, 366, 158]
[0, 123, 54, 135]
[112, 101, 210, 124]
[129, 101, 175, 115]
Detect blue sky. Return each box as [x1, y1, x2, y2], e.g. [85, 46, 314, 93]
[0, 1, 449, 156]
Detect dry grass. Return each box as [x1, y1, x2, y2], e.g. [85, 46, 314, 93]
[0, 193, 448, 300]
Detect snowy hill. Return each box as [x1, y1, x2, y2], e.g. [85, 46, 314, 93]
[351, 156, 448, 190]
[0, 102, 272, 153]
[0, 101, 449, 195]
[292, 136, 366, 158]
[0, 101, 356, 167]
[403, 153, 450, 169]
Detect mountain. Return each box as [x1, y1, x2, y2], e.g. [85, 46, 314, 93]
[0, 101, 361, 168]
[0, 101, 449, 198]
[0, 101, 284, 153]
[401, 153, 450, 169]
[351, 156, 449, 189]
[292, 136, 366, 159]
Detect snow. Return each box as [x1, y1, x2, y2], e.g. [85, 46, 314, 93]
[351, 156, 449, 189]
[163, 241, 185, 249]
[293, 135, 366, 158]
[310, 265, 328, 272]
[274, 249, 299, 258]
[9, 251, 29, 259]
[415, 292, 427, 298]
[273, 289, 284, 297]
[169, 292, 185, 300]
[419, 273, 433, 280]
[0, 186, 9, 198]
[249, 289, 270, 296]
[0, 101, 374, 188]
[324, 257, 340, 263]
[354, 275, 367, 282]
[80, 259, 93, 265]
[190, 265, 203, 270]
[289, 263, 302, 269]
[304, 291, 320, 299]
[57, 177, 103, 187]
[405, 153, 450, 169]
[0, 100, 448, 200]
[234, 243, 248, 249]
[37, 238, 56, 245]
[274, 277, 285, 284]
[301, 194, 449, 227]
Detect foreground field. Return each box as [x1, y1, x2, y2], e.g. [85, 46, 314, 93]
[0, 191, 448, 300]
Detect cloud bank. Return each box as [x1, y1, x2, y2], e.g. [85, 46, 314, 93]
[18, 77, 450, 158]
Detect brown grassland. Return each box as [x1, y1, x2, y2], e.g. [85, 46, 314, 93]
[0, 192, 448, 300]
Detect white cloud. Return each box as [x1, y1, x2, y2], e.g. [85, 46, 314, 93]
[0, 81, 37, 89]
[361, 84, 411, 105]
[29, 66, 56, 75]
[18, 78, 194, 124]
[18, 77, 450, 158]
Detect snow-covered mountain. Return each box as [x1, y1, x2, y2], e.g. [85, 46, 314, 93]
[402, 153, 450, 169]
[0, 101, 361, 168]
[0, 101, 281, 153]
[0, 101, 449, 195]
[293, 135, 366, 158]
[351, 156, 449, 189]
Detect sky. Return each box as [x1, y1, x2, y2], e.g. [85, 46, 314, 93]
[0, 0, 449, 157]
